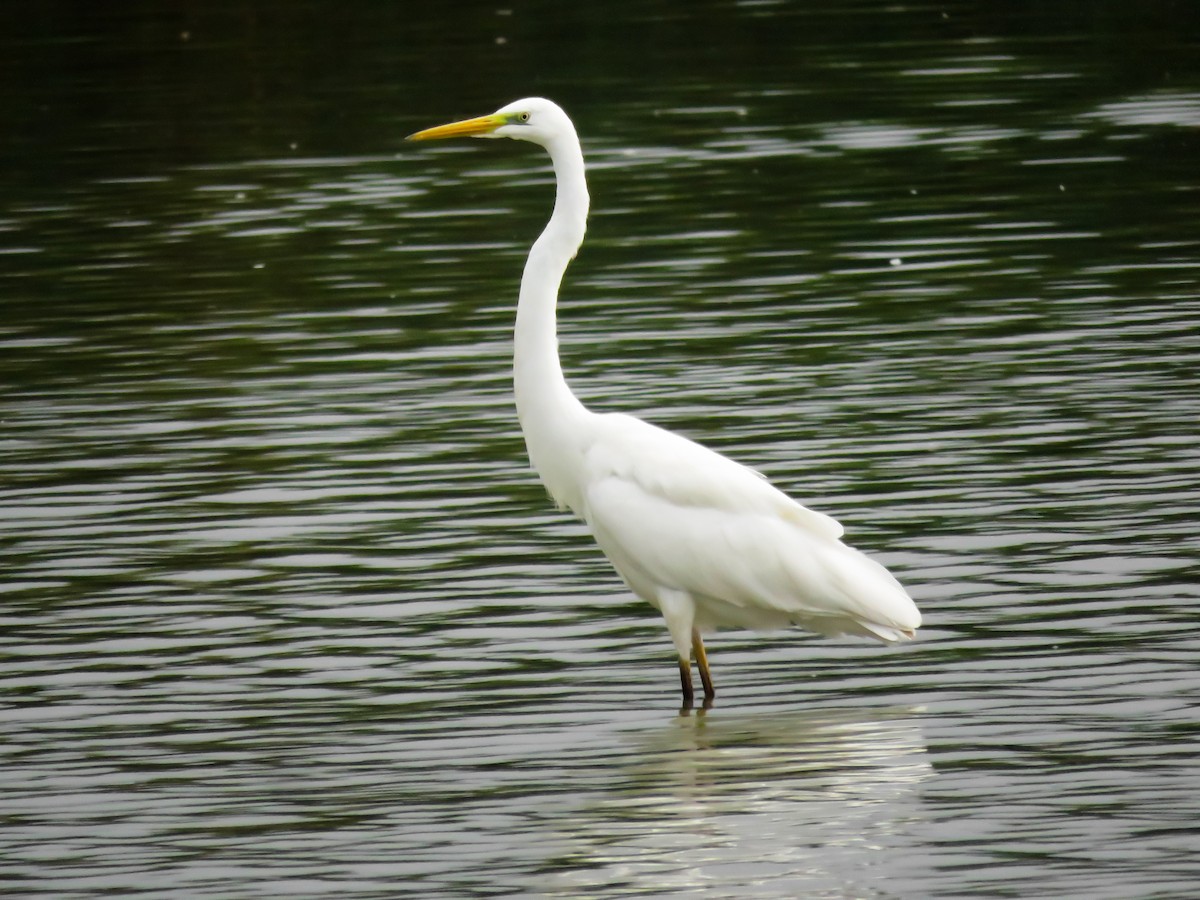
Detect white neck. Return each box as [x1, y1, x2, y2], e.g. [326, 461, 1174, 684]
[513, 129, 593, 514]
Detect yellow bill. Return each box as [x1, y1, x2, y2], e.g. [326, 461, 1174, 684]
[406, 113, 506, 142]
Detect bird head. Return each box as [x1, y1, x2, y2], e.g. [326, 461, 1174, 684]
[407, 97, 570, 147]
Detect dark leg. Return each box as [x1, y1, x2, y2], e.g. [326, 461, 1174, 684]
[692, 628, 715, 701]
[678, 656, 694, 708]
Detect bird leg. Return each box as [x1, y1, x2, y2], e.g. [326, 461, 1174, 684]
[692, 628, 715, 701]
[678, 657, 695, 708]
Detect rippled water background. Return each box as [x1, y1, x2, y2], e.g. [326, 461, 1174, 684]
[3, 2, 1200, 897]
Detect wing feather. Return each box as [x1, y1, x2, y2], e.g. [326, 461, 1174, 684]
[583, 412, 844, 541]
[580, 413, 919, 638]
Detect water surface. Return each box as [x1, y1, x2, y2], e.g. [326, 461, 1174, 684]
[2, 2, 1199, 897]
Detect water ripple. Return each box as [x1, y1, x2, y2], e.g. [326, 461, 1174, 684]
[3, 8, 1200, 898]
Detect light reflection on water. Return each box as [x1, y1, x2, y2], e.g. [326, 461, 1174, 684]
[3, 8, 1200, 898]
[538, 709, 931, 898]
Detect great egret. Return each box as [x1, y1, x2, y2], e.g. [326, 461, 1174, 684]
[409, 98, 921, 706]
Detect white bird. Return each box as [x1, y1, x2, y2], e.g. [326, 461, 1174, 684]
[408, 98, 921, 707]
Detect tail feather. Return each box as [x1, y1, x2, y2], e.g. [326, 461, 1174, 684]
[859, 619, 917, 643]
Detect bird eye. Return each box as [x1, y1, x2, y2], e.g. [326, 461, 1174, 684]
[519, 112, 531, 122]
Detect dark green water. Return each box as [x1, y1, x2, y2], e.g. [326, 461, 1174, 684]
[3, 2, 1199, 897]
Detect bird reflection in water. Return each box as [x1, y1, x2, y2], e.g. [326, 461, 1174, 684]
[538, 707, 930, 896]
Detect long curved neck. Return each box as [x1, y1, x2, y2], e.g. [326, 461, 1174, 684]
[513, 130, 592, 514]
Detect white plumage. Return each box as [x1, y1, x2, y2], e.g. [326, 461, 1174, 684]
[409, 98, 921, 705]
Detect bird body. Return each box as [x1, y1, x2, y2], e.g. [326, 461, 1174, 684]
[409, 98, 921, 705]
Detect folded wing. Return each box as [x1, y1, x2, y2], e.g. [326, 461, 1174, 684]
[580, 413, 920, 640]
